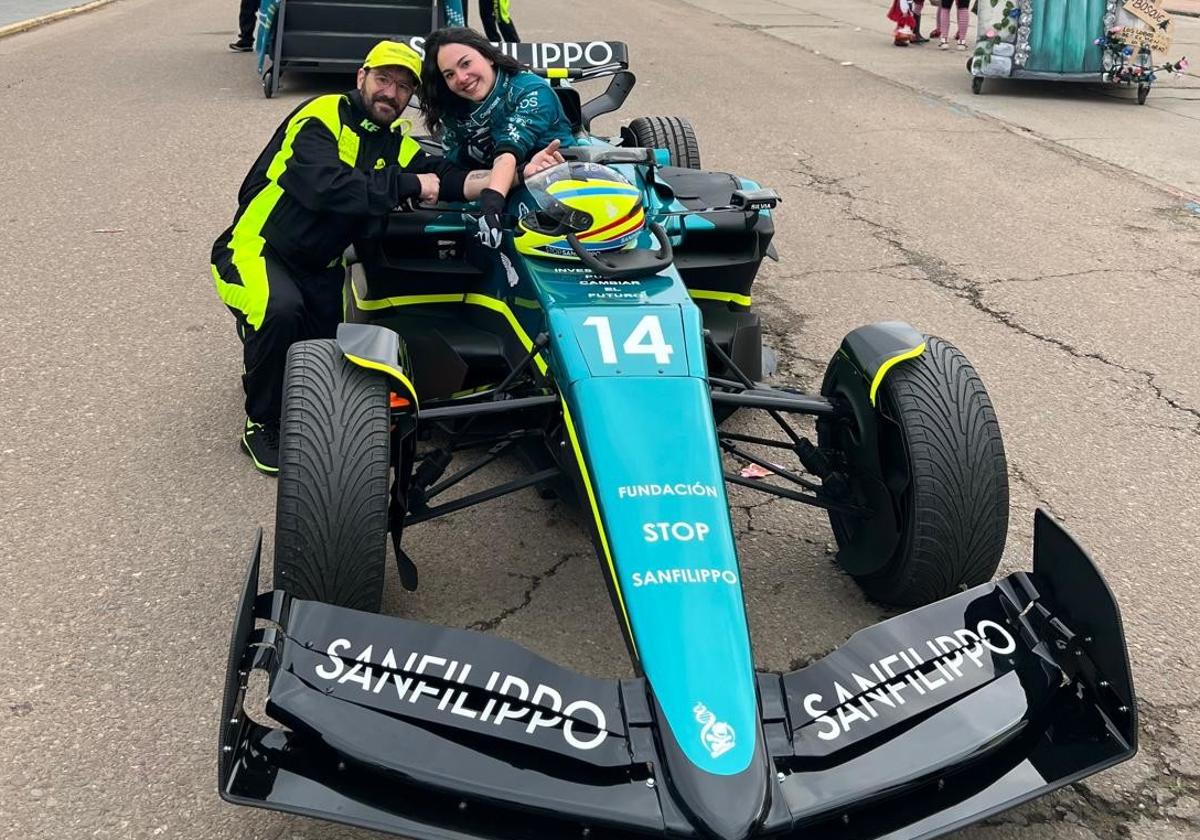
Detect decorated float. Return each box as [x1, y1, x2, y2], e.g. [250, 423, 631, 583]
[969, 0, 1189, 103]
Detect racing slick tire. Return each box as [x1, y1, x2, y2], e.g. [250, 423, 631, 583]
[273, 339, 391, 612]
[820, 336, 1008, 607]
[625, 116, 701, 169]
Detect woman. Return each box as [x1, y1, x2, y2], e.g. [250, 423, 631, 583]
[419, 27, 576, 247]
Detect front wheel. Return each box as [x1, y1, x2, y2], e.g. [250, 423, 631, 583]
[1137, 84, 1150, 105]
[972, 76, 984, 95]
[819, 336, 1009, 607]
[273, 339, 392, 611]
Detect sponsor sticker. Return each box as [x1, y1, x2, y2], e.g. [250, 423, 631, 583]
[799, 620, 1018, 742]
[643, 521, 710, 542]
[632, 568, 738, 587]
[618, 483, 719, 499]
[694, 702, 737, 758]
[313, 639, 609, 751]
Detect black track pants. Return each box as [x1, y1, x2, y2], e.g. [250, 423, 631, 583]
[211, 245, 343, 426]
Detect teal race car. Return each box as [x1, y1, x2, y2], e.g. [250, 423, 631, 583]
[219, 42, 1137, 840]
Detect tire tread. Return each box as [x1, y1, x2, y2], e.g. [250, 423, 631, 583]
[858, 336, 1009, 606]
[273, 340, 390, 612]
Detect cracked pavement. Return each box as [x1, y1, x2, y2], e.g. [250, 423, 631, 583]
[1, 0, 1199, 838]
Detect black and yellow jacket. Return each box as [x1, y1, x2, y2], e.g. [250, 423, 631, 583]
[213, 90, 468, 272]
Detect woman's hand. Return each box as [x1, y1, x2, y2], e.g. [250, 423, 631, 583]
[475, 188, 506, 249]
[522, 139, 564, 180]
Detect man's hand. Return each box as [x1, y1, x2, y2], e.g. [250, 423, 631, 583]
[416, 173, 441, 204]
[523, 139, 565, 180]
[475, 188, 506, 249]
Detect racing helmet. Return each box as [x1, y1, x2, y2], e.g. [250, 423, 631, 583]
[514, 162, 646, 260]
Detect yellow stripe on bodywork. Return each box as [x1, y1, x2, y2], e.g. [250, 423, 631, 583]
[343, 353, 420, 410]
[545, 67, 568, 79]
[687, 289, 752, 308]
[464, 293, 548, 374]
[348, 286, 548, 373]
[351, 280, 466, 311]
[561, 400, 634, 645]
[869, 343, 926, 406]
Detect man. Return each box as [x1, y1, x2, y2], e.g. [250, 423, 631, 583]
[210, 40, 562, 474]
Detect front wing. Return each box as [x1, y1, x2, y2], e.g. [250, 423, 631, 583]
[220, 511, 1136, 840]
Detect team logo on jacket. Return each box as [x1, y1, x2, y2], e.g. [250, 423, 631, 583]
[694, 702, 736, 759]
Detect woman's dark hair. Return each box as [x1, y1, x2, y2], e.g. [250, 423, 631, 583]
[418, 27, 525, 133]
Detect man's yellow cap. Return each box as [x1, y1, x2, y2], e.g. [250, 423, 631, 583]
[362, 40, 422, 82]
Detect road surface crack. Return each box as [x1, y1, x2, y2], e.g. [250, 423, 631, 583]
[468, 552, 580, 632]
[785, 156, 1200, 436]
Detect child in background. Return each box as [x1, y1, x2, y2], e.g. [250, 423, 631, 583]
[887, 0, 915, 46]
[887, 0, 929, 46]
[930, 0, 971, 50]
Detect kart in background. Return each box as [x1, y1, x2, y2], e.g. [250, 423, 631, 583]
[219, 41, 1137, 840]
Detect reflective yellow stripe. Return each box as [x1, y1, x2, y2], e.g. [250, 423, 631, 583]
[398, 133, 421, 166]
[546, 67, 568, 79]
[687, 289, 752, 308]
[343, 353, 420, 410]
[211, 257, 272, 331]
[869, 342, 926, 407]
[221, 95, 349, 329]
[337, 126, 360, 167]
[498, 0, 512, 23]
[562, 401, 634, 645]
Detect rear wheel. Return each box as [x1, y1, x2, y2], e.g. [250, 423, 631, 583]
[625, 116, 701, 169]
[820, 336, 1008, 607]
[273, 339, 391, 611]
[971, 76, 984, 95]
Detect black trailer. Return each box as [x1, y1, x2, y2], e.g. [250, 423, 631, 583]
[254, 0, 445, 99]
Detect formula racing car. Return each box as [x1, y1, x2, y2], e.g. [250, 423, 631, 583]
[219, 41, 1138, 840]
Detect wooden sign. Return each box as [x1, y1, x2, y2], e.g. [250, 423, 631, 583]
[1119, 25, 1173, 54]
[1123, 0, 1172, 30]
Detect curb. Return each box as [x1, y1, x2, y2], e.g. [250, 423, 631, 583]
[0, 0, 119, 40]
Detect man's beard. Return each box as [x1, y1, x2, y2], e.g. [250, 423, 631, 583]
[361, 86, 401, 125]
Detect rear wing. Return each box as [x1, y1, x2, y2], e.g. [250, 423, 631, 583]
[500, 40, 630, 79]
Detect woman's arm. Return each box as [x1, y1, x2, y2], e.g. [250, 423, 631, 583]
[485, 152, 519, 199]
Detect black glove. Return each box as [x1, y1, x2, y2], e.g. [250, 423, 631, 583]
[475, 188, 506, 250]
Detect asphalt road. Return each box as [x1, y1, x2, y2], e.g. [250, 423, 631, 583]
[2, 0, 1199, 838]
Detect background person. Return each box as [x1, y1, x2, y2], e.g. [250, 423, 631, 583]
[932, 0, 972, 49]
[418, 27, 576, 248]
[479, 0, 519, 42]
[229, 0, 257, 51]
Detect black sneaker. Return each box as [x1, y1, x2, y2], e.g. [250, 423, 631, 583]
[229, 38, 254, 52]
[241, 419, 280, 475]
